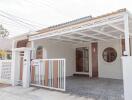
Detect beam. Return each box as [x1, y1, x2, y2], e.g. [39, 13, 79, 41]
[124, 13, 130, 56]
[74, 31, 107, 41]
[90, 28, 120, 39]
[108, 23, 132, 36]
[62, 35, 91, 42]
[49, 37, 82, 43]
[108, 24, 124, 33]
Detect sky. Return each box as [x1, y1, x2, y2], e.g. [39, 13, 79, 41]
[0, 0, 131, 37]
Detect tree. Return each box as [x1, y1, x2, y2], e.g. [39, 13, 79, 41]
[0, 50, 7, 59]
[0, 25, 9, 37]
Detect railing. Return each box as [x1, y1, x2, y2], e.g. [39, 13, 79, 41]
[31, 59, 66, 91]
[0, 60, 12, 84]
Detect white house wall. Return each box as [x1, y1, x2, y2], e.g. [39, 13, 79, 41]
[98, 40, 123, 79]
[33, 38, 132, 79]
[34, 39, 76, 76]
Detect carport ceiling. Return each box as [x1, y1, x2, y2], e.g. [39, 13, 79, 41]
[48, 20, 132, 43]
[29, 9, 132, 43]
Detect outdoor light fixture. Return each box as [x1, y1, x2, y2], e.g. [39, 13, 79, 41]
[0, 25, 9, 38]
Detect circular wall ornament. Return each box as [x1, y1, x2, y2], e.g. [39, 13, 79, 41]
[102, 47, 117, 63]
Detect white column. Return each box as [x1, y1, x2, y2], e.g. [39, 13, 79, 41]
[11, 51, 19, 86]
[122, 12, 132, 100]
[124, 13, 130, 56]
[43, 48, 47, 59]
[122, 56, 132, 100]
[22, 50, 31, 88]
[31, 41, 35, 59]
[0, 61, 2, 80]
[12, 40, 16, 49]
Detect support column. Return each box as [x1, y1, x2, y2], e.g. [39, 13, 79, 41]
[12, 40, 16, 49]
[124, 13, 130, 56]
[31, 41, 35, 59]
[11, 51, 19, 86]
[22, 50, 31, 88]
[122, 12, 132, 100]
[122, 56, 132, 100]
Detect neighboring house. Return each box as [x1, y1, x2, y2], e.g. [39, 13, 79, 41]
[10, 8, 132, 99]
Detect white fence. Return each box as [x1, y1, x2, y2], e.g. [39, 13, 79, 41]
[0, 59, 66, 91]
[31, 59, 66, 91]
[0, 60, 12, 84]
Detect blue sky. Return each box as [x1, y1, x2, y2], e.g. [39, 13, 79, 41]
[0, 0, 131, 37]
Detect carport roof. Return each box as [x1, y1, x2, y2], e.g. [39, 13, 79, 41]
[29, 8, 132, 43]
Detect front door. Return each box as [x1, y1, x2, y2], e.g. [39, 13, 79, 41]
[76, 47, 89, 72]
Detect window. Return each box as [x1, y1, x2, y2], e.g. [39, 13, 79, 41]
[102, 47, 117, 63]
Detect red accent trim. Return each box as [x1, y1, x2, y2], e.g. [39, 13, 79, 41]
[45, 61, 49, 86]
[53, 60, 58, 88]
[91, 42, 98, 77]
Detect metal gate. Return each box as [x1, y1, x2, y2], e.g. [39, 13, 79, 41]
[0, 60, 11, 84]
[31, 59, 66, 91]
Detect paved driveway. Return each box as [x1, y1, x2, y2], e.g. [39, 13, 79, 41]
[0, 86, 94, 100]
[0, 77, 124, 100]
[66, 77, 124, 100]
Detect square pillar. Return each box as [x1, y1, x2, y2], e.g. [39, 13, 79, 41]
[22, 50, 31, 88]
[11, 51, 19, 86]
[31, 41, 36, 59]
[122, 56, 132, 100]
[124, 13, 130, 56]
[122, 12, 132, 100]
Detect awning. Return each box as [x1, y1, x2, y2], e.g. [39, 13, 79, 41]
[29, 9, 132, 56]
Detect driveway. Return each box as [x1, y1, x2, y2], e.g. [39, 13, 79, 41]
[0, 86, 94, 100]
[66, 77, 124, 100]
[0, 77, 124, 100]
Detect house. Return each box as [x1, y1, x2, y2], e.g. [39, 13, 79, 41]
[10, 8, 132, 100]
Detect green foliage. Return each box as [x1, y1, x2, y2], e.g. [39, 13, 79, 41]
[0, 25, 9, 37]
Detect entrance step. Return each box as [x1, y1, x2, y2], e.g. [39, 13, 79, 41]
[73, 73, 89, 77]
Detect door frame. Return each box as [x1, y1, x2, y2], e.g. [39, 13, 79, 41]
[75, 47, 89, 75]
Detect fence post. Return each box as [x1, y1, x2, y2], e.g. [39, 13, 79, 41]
[64, 59, 66, 91]
[22, 50, 31, 88]
[0, 61, 2, 80]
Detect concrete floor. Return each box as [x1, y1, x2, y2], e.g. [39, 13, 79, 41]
[0, 77, 124, 100]
[66, 77, 124, 100]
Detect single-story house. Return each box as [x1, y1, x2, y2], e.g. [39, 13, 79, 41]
[10, 8, 132, 100]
